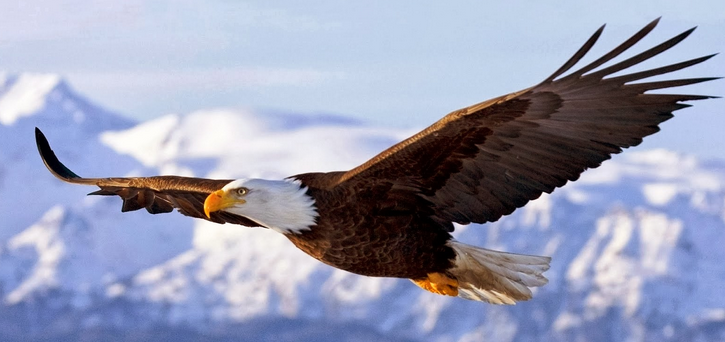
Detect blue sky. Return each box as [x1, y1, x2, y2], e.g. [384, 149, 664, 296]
[1, 1, 723, 158]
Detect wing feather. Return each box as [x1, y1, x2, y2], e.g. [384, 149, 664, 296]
[334, 19, 719, 226]
[554, 18, 659, 80]
[584, 27, 696, 80]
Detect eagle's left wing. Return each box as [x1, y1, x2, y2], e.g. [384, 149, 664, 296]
[35, 128, 261, 227]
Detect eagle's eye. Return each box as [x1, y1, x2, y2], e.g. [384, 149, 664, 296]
[235, 187, 249, 196]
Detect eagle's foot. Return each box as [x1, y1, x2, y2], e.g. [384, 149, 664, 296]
[411, 272, 459, 297]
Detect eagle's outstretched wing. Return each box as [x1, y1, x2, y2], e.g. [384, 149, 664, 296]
[35, 128, 260, 227]
[335, 18, 719, 226]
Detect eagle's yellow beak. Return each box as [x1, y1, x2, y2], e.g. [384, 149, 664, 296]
[204, 189, 242, 218]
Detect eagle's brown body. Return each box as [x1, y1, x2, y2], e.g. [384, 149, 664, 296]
[289, 172, 456, 278]
[35, 19, 718, 304]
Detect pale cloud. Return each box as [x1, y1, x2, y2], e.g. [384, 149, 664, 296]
[236, 5, 340, 32]
[0, 1, 143, 42]
[67, 66, 346, 92]
[0, 1, 336, 44]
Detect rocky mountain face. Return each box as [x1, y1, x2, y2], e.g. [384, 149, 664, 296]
[0, 73, 723, 342]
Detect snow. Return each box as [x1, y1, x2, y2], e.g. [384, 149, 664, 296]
[0, 72, 724, 341]
[0, 73, 60, 125]
[642, 183, 679, 206]
[100, 114, 181, 168]
[4, 206, 67, 305]
[553, 312, 582, 331]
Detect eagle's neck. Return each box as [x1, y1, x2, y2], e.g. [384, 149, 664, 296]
[224, 178, 318, 234]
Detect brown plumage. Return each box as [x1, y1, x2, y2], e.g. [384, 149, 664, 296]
[35, 19, 718, 304]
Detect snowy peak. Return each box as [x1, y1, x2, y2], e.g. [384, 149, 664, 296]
[0, 73, 61, 125]
[0, 72, 133, 134]
[99, 108, 406, 178]
[0, 205, 98, 305]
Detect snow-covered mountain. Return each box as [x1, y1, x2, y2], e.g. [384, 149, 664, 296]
[0, 73, 723, 342]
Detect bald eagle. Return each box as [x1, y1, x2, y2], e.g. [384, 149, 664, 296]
[36, 19, 718, 304]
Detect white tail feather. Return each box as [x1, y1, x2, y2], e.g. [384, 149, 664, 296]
[448, 240, 551, 304]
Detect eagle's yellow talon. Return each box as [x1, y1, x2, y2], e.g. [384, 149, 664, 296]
[411, 272, 459, 297]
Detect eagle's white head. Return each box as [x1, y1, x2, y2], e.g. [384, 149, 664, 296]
[203, 178, 317, 234]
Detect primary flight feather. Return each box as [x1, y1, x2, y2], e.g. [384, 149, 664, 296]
[36, 19, 718, 304]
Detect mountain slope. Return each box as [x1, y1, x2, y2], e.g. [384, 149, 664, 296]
[0, 73, 194, 308]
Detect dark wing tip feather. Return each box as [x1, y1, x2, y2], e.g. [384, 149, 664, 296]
[35, 127, 84, 182]
[611, 54, 720, 86]
[541, 17, 661, 83]
[586, 25, 698, 80]
[623, 77, 722, 96]
[540, 18, 705, 86]
[542, 23, 605, 83]
[563, 18, 661, 79]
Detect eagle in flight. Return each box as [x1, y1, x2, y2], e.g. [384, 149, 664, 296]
[36, 19, 718, 304]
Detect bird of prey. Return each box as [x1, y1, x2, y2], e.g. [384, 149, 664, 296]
[35, 18, 717, 304]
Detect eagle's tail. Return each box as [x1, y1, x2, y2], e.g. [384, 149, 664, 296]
[446, 240, 550, 304]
